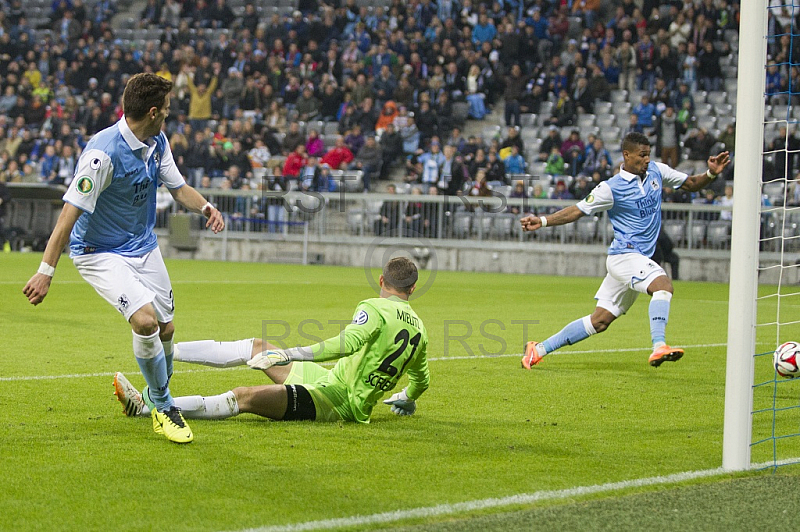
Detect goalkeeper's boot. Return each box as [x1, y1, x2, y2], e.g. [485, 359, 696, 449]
[648, 345, 684, 367]
[521, 341, 544, 369]
[151, 406, 194, 444]
[113, 372, 145, 417]
[143, 386, 193, 443]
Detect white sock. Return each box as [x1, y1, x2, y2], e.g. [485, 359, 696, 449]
[174, 339, 255, 367]
[174, 392, 239, 419]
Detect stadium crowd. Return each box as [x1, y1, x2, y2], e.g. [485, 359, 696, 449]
[4, 0, 798, 220]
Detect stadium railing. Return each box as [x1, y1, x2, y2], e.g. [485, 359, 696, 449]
[154, 188, 762, 253]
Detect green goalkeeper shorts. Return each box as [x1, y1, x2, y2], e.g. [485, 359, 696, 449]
[282, 362, 351, 422]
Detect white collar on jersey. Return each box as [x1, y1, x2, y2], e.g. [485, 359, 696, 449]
[119, 115, 158, 161]
[619, 164, 645, 182]
[118, 115, 155, 152]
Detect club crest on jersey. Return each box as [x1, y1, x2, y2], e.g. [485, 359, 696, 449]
[90, 157, 101, 170]
[154, 151, 161, 166]
[75, 176, 95, 195]
[650, 178, 659, 191]
[117, 294, 130, 313]
[353, 310, 369, 325]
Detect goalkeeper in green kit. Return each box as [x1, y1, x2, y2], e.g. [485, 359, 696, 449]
[112, 257, 429, 423]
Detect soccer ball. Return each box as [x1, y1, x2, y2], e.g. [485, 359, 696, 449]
[774, 341, 800, 379]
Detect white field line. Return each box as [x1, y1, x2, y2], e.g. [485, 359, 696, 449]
[0, 343, 731, 382]
[230, 458, 800, 532]
[0, 280, 317, 285]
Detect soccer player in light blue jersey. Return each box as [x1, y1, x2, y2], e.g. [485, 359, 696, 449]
[519, 132, 730, 368]
[23, 73, 225, 443]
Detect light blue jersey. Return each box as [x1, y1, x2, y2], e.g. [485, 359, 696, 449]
[576, 162, 687, 258]
[63, 118, 185, 257]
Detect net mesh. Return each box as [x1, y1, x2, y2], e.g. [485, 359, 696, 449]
[751, 2, 800, 470]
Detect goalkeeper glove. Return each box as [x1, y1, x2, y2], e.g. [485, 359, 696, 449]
[383, 388, 416, 416]
[246, 349, 291, 370]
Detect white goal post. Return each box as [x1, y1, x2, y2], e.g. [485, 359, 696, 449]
[722, 0, 767, 471]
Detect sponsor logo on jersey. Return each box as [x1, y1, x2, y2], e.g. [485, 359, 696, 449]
[90, 158, 101, 170]
[354, 310, 369, 325]
[75, 176, 95, 195]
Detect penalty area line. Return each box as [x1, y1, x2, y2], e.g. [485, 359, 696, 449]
[232, 458, 800, 532]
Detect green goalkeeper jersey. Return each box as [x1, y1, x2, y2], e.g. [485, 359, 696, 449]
[310, 295, 429, 423]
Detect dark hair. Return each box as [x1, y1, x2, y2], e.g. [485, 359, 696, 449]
[383, 257, 418, 295]
[622, 132, 651, 152]
[122, 73, 173, 120]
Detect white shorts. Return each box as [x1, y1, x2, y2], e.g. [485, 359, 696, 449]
[594, 253, 666, 317]
[73, 247, 175, 323]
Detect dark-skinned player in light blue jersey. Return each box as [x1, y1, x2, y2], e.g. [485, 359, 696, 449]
[520, 132, 730, 369]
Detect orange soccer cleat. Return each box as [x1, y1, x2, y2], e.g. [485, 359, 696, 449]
[648, 345, 684, 367]
[521, 341, 544, 369]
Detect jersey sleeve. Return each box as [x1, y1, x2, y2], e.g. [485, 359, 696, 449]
[62, 149, 114, 214]
[159, 136, 186, 189]
[575, 181, 613, 215]
[404, 331, 429, 401]
[289, 302, 383, 362]
[656, 162, 689, 189]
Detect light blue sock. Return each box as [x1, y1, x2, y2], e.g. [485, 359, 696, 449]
[163, 337, 174, 385]
[542, 316, 596, 354]
[649, 291, 672, 346]
[132, 330, 174, 411]
[136, 351, 174, 410]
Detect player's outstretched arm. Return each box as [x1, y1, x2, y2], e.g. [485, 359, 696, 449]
[23, 203, 83, 305]
[170, 185, 225, 233]
[520, 205, 585, 232]
[680, 151, 731, 192]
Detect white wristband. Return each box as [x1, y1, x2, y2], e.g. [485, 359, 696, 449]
[201, 202, 214, 216]
[539, 216, 548, 228]
[706, 169, 717, 180]
[38, 262, 55, 277]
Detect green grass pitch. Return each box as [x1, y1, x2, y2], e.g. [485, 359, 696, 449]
[1, 253, 799, 531]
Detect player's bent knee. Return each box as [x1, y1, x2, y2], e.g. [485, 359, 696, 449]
[252, 338, 263, 355]
[647, 275, 674, 295]
[130, 313, 159, 336]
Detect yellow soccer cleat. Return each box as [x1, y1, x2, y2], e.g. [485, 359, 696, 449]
[151, 407, 194, 443]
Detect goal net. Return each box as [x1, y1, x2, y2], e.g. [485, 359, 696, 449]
[725, 1, 800, 471]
